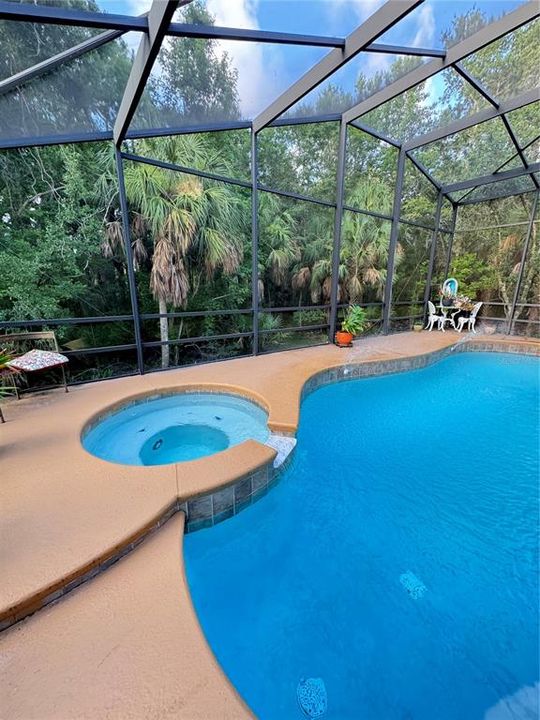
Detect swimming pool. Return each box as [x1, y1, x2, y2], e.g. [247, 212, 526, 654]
[184, 352, 539, 719]
[82, 392, 269, 465]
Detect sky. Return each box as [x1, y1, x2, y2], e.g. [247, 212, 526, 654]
[92, 0, 526, 120]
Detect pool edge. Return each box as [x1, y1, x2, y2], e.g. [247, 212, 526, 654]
[2, 335, 538, 633]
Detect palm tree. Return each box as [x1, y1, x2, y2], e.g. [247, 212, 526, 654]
[100, 135, 245, 368]
[340, 200, 397, 303]
[258, 193, 300, 304]
[293, 177, 399, 307]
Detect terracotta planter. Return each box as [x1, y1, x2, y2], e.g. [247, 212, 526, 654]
[335, 330, 354, 347]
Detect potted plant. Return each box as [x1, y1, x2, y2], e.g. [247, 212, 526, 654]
[335, 305, 367, 347]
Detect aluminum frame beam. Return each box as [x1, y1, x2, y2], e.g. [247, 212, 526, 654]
[0, 116, 345, 151]
[406, 152, 441, 190]
[343, 2, 539, 124]
[493, 133, 540, 173]
[365, 43, 445, 58]
[500, 114, 540, 189]
[453, 185, 477, 203]
[422, 191, 444, 312]
[271, 113, 341, 127]
[120, 151, 252, 189]
[460, 133, 540, 199]
[501, 114, 529, 166]
[382, 147, 406, 333]
[126, 114, 341, 140]
[442, 161, 540, 194]
[0, 1, 147, 30]
[113, 0, 182, 146]
[349, 122, 442, 191]
[350, 120, 401, 148]
[458, 185, 537, 205]
[122, 150, 336, 208]
[251, 129, 259, 354]
[452, 58, 536, 189]
[403, 88, 539, 151]
[166, 23, 345, 47]
[507, 191, 539, 333]
[114, 149, 144, 374]
[0, 4, 340, 47]
[0, 3, 441, 51]
[0, 28, 125, 97]
[253, 0, 422, 132]
[0, 130, 113, 150]
[328, 121, 348, 342]
[453, 62, 499, 108]
[443, 204, 458, 278]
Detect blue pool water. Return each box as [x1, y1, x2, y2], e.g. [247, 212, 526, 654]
[82, 392, 269, 465]
[184, 352, 540, 720]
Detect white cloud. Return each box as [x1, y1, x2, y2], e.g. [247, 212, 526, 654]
[127, 0, 151, 14]
[206, 0, 274, 119]
[420, 75, 437, 108]
[365, 52, 391, 76]
[123, 30, 144, 57]
[123, 0, 151, 56]
[412, 4, 435, 48]
[326, 0, 386, 32]
[206, 0, 258, 30]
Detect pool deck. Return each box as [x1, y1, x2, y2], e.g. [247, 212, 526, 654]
[1, 331, 538, 719]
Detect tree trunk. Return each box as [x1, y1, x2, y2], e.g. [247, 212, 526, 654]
[159, 297, 169, 369]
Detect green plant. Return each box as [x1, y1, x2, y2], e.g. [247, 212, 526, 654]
[0, 350, 11, 369]
[341, 305, 367, 335]
[0, 350, 17, 398]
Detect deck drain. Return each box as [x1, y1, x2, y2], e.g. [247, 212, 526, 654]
[400, 571, 427, 599]
[297, 677, 327, 718]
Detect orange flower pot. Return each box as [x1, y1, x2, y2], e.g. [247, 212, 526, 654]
[335, 331, 353, 347]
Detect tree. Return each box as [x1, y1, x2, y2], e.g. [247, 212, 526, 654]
[0, 142, 126, 322]
[143, 1, 240, 128]
[448, 192, 538, 330]
[109, 135, 246, 368]
[340, 181, 397, 304]
[0, 0, 135, 141]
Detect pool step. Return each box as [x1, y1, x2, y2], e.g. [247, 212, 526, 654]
[266, 433, 297, 468]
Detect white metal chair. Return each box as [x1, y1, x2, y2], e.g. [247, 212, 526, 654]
[425, 301, 450, 331]
[450, 310, 461, 330]
[456, 302, 483, 333]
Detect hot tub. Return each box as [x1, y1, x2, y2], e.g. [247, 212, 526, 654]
[82, 391, 269, 466]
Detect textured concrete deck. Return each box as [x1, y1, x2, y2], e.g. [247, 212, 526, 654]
[1, 331, 454, 620]
[1, 331, 537, 719]
[1, 513, 252, 720]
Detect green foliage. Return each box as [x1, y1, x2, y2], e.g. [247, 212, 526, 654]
[341, 305, 367, 335]
[0, 1, 135, 141]
[0, 350, 11, 367]
[449, 252, 498, 299]
[0, 2, 538, 381]
[0, 143, 123, 321]
[292, 309, 327, 326]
